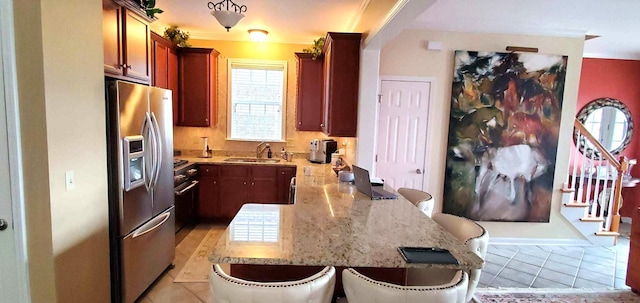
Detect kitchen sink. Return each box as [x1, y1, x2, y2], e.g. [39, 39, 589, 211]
[224, 157, 281, 163]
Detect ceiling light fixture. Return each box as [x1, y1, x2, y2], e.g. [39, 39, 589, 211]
[207, 0, 247, 32]
[248, 29, 268, 42]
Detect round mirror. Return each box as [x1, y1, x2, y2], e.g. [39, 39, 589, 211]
[574, 97, 633, 157]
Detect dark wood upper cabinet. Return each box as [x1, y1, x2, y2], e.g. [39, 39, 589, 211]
[322, 32, 361, 137]
[103, 1, 123, 76]
[151, 32, 179, 124]
[178, 48, 219, 127]
[295, 53, 323, 131]
[103, 1, 151, 83]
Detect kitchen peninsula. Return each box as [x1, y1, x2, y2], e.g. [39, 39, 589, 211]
[207, 161, 484, 275]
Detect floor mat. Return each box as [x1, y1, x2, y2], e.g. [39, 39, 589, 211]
[173, 226, 226, 283]
[474, 288, 640, 303]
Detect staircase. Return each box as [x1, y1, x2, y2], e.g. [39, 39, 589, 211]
[560, 119, 632, 246]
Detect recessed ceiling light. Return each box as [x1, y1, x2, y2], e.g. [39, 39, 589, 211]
[248, 29, 268, 42]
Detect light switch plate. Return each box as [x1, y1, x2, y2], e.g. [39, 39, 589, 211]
[65, 171, 75, 191]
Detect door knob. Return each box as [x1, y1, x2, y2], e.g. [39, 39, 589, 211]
[0, 219, 8, 231]
[415, 169, 422, 174]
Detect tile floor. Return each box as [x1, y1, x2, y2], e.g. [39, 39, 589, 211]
[138, 223, 633, 302]
[138, 224, 213, 303]
[480, 222, 632, 290]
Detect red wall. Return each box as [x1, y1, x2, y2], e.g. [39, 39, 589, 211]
[577, 58, 640, 217]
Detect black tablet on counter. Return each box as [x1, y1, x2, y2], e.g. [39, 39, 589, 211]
[397, 247, 459, 264]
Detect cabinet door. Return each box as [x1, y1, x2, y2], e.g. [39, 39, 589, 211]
[198, 165, 219, 219]
[251, 166, 279, 203]
[168, 47, 179, 125]
[278, 166, 297, 203]
[295, 53, 323, 131]
[103, 1, 123, 76]
[178, 48, 218, 127]
[322, 33, 361, 137]
[219, 165, 250, 220]
[152, 38, 169, 88]
[122, 8, 150, 82]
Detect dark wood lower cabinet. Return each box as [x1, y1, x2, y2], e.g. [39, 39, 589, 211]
[252, 166, 279, 203]
[198, 164, 296, 222]
[218, 165, 251, 221]
[198, 165, 219, 219]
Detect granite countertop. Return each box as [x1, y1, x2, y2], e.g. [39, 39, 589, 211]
[207, 162, 484, 270]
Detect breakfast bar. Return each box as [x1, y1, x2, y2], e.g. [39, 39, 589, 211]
[209, 165, 484, 275]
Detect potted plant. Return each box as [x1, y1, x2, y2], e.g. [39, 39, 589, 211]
[164, 26, 191, 47]
[302, 37, 325, 60]
[140, 0, 163, 19]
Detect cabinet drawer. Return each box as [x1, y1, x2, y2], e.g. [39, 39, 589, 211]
[252, 165, 278, 178]
[220, 165, 251, 177]
[199, 165, 219, 177]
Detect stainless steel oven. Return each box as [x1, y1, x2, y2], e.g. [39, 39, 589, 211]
[173, 160, 198, 241]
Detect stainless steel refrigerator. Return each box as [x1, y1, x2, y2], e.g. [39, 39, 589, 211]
[106, 80, 175, 303]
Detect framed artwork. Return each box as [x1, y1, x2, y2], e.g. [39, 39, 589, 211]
[443, 50, 567, 222]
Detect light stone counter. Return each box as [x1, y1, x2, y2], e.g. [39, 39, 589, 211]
[207, 162, 484, 270]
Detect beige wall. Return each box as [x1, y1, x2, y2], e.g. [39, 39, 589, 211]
[14, 0, 110, 301]
[379, 29, 585, 239]
[172, 39, 351, 157]
[40, 0, 111, 301]
[13, 1, 57, 302]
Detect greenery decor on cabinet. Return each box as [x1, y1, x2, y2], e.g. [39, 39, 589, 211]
[164, 25, 191, 47]
[302, 37, 325, 60]
[140, 0, 163, 18]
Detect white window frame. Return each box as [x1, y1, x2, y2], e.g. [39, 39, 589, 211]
[226, 58, 288, 142]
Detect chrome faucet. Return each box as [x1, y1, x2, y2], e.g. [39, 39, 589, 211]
[256, 142, 269, 158]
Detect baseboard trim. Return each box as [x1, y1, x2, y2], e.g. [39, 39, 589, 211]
[489, 237, 593, 246]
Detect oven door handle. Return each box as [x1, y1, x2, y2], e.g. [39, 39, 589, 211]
[175, 180, 199, 196]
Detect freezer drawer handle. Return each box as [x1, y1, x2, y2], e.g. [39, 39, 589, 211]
[132, 211, 171, 239]
[175, 180, 199, 196]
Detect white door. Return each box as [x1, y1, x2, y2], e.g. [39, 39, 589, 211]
[375, 79, 431, 190]
[1, 0, 28, 301]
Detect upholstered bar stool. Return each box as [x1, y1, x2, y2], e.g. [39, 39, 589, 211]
[407, 213, 489, 302]
[397, 188, 434, 217]
[209, 264, 336, 303]
[339, 267, 468, 303]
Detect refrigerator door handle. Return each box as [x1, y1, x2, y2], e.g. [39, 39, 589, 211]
[141, 114, 152, 191]
[150, 112, 163, 189]
[145, 112, 158, 191]
[132, 211, 171, 239]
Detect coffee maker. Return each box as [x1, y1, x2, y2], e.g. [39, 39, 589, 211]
[309, 139, 338, 163]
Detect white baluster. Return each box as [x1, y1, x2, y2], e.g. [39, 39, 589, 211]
[570, 132, 581, 198]
[585, 153, 595, 210]
[604, 164, 617, 232]
[591, 156, 603, 218]
[576, 135, 587, 205]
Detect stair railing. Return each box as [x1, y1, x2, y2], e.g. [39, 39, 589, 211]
[568, 118, 629, 239]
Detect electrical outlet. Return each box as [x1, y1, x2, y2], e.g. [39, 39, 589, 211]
[65, 171, 75, 191]
[286, 139, 295, 147]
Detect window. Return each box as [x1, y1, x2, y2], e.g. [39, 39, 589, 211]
[227, 59, 287, 141]
[584, 107, 628, 151]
